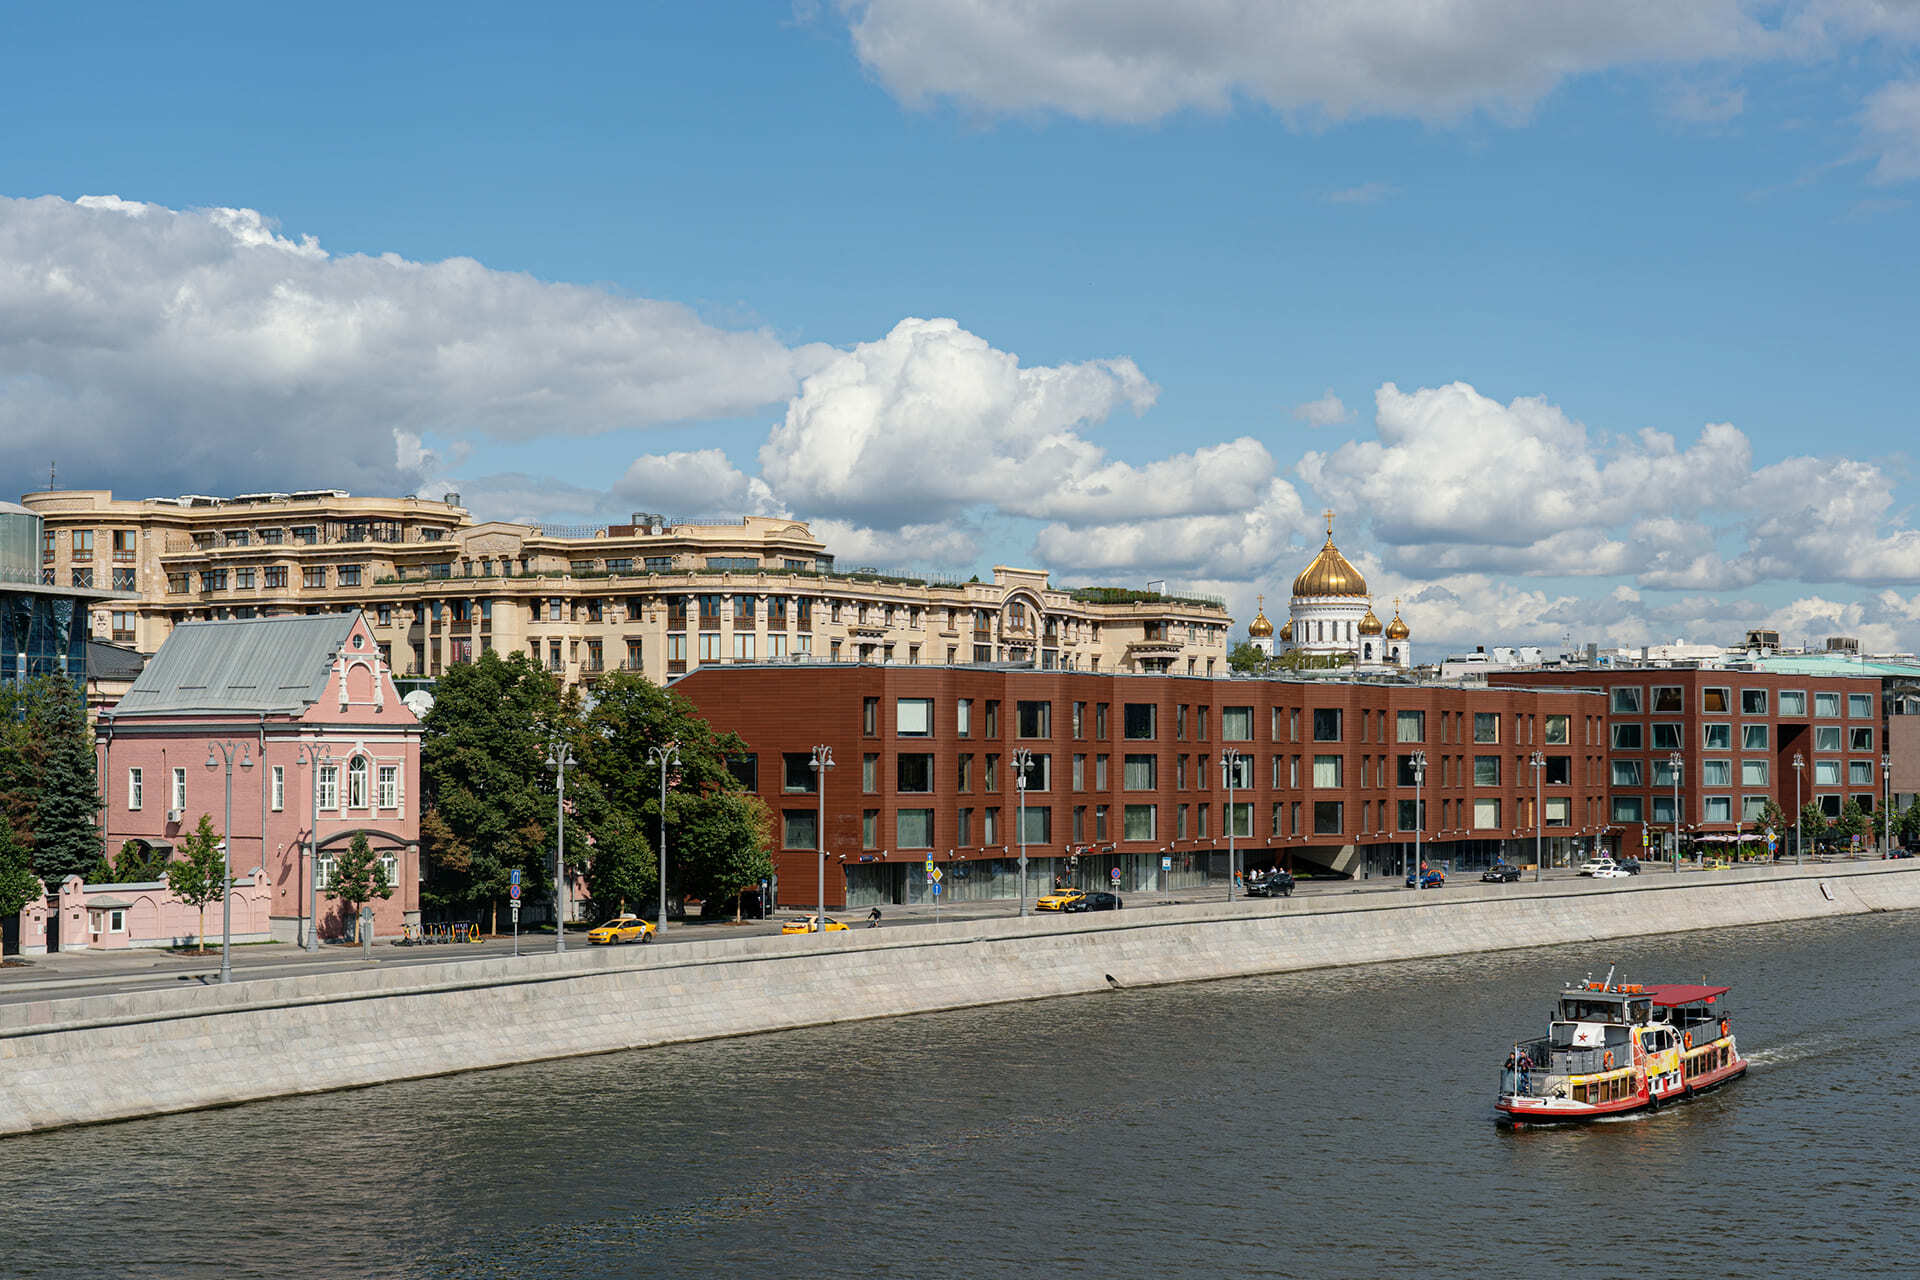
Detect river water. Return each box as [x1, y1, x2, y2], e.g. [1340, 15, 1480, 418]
[3, 912, 1916, 1279]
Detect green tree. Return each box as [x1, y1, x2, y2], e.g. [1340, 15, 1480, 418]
[1227, 641, 1271, 675]
[1797, 801, 1831, 855]
[165, 814, 229, 951]
[26, 675, 102, 888]
[89, 839, 170, 885]
[1899, 799, 1920, 848]
[0, 822, 40, 922]
[327, 831, 393, 939]
[419, 651, 569, 928]
[1745, 798, 1789, 840]
[574, 670, 770, 919]
[1835, 797, 1873, 852]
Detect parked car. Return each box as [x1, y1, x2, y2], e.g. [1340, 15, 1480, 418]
[1590, 865, 1631, 878]
[1034, 887, 1087, 912]
[1481, 863, 1522, 883]
[1885, 848, 1915, 860]
[780, 915, 849, 934]
[1406, 869, 1445, 889]
[1578, 858, 1619, 876]
[1062, 891, 1123, 912]
[1616, 857, 1641, 875]
[1244, 870, 1295, 898]
[585, 915, 655, 945]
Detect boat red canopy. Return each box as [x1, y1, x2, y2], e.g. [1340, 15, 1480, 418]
[1645, 984, 1730, 1007]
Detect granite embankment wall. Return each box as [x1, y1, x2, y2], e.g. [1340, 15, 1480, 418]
[4, 862, 1917, 1136]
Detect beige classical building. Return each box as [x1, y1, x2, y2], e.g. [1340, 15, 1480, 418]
[22, 490, 1231, 686]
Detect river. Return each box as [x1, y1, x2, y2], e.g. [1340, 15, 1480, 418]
[2, 911, 1914, 1279]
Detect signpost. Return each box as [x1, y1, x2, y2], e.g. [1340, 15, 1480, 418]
[929, 859, 942, 923]
[509, 869, 521, 957]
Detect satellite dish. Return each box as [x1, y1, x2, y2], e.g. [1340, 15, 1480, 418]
[402, 690, 436, 719]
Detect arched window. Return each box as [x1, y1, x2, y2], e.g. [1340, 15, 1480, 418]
[347, 756, 370, 808]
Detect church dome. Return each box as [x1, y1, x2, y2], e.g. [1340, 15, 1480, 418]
[1386, 602, 1411, 641]
[1248, 595, 1274, 638]
[1357, 607, 1383, 637]
[1278, 619, 1293, 643]
[1291, 513, 1367, 599]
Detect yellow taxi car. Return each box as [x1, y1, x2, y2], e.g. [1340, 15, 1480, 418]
[1034, 886, 1087, 911]
[585, 915, 655, 945]
[780, 915, 850, 934]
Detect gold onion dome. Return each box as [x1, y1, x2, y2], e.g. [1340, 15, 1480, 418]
[1278, 619, 1293, 642]
[1386, 600, 1411, 640]
[1248, 594, 1274, 638]
[1291, 511, 1367, 599]
[1357, 608, 1383, 636]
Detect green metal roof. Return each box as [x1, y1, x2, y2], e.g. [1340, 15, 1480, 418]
[1746, 654, 1920, 677]
[112, 613, 360, 716]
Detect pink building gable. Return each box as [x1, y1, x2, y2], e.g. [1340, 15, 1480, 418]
[95, 612, 423, 946]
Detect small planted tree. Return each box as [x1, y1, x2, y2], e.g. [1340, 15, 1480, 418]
[165, 815, 228, 952]
[1835, 798, 1873, 853]
[0, 822, 40, 923]
[328, 832, 394, 940]
[1798, 802, 1831, 855]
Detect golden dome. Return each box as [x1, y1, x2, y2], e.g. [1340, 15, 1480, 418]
[1291, 511, 1367, 599]
[1385, 598, 1411, 640]
[1278, 619, 1293, 643]
[1248, 594, 1274, 638]
[1357, 607, 1383, 637]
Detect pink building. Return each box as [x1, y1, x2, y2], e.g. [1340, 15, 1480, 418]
[14, 872, 273, 954]
[95, 613, 422, 945]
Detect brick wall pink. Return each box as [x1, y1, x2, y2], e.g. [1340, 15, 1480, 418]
[96, 615, 423, 943]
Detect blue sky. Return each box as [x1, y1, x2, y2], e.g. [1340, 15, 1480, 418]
[7, 1, 1920, 651]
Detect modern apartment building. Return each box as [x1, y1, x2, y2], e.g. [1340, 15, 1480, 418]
[22, 490, 1232, 687]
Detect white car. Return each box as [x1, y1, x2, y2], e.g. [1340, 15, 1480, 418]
[1578, 858, 1619, 876]
[1589, 865, 1631, 878]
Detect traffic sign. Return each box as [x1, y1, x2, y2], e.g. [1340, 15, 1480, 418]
[1161, 856, 1172, 871]
[510, 869, 521, 886]
[932, 868, 943, 882]
[924, 858, 934, 872]
[1110, 867, 1121, 883]
[931, 880, 942, 896]
[509, 884, 521, 901]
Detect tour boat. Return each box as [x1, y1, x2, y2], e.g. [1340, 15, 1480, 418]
[1495, 971, 1747, 1125]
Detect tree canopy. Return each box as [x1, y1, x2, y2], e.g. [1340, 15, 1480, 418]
[0, 675, 102, 887]
[165, 814, 228, 951]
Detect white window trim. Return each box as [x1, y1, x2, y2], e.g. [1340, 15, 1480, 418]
[270, 765, 284, 812]
[170, 767, 186, 813]
[128, 767, 143, 811]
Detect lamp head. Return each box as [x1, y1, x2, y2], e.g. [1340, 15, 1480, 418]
[204, 749, 217, 771]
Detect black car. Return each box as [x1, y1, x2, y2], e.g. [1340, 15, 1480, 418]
[1062, 891, 1123, 912]
[1481, 863, 1522, 883]
[1617, 857, 1641, 875]
[1244, 871, 1294, 898]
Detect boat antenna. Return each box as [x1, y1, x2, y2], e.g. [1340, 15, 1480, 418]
[1604, 964, 1616, 992]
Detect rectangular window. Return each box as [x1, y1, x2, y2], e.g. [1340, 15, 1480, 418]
[1473, 798, 1501, 829]
[347, 760, 369, 808]
[1742, 724, 1770, 751]
[128, 767, 143, 810]
[1543, 715, 1568, 745]
[1849, 693, 1874, 718]
[957, 699, 972, 737]
[1313, 755, 1342, 788]
[1222, 706, 1252, 741]
[862, 754, 879, 794]
[1020, 806, 1050, 844]
[1072, 702, 1086, 739]
[957, 808, 972, 847]
[1815, 725, 1842, 752]
[1474, 755, 1500, 786]
[1849, 761, 1873, 785]
[731, 632, 755, 660]
[1778, 690, 1806, 716]
[782, 753, 817, 793]
[1544, 797, 1571, 826]
[1124, 703, 1156, 739]
[1652, 796, 1683, 824]
[1473, 713, 1499, 744]
[897, 809, 934, 849]
[1312, 801, 1343, 835]
[1742, 689, 1770, 715]
[1611, 796, 1644, 822]
[985, 701, 999, 737]
[1704, 796, 1732, 822]
[1176, 704, 1188, 740]
[1611, 760, 1643, 787]
[1019, 753, 1051, 791]
[170, 767, 186, 812]
[1652, 686, 1684, 713]
[1124, 754, 1157, 790]
[1815, 760, 1841, 785]
[1095, 754, 1108, 790]
[1702, 687, 1731, 713]
[1611, 723, 1643, 750]
[863, 698, 878, 736]
[317, 765, 339, 810]
[1703, 723, 1731, 749]
[1851, 727, 1875, 752]
[1227, 801, 1253, 839]
[1610, 687, 1643, 714]
[1096, 703, 1108, 739]
[270, 765, 284, 811]
[1814, 691, 1841, 717]
[1396, 710, 1425, 743]
[303, 567, 327, 589]
[985, 754, 998, 791]
[1653, 759, 1679, 788]
[1741, 760, 1769, 786]
[1123, 804, 1156, 840]
[1016, 700, 1051, 738]
[378, 765, 397, 808]
[958, 754, 973, 793]
[234, 567, 255, 590]
[1225, 754, 1252, 789]
[1396, 798, 1424, 830]
[337, 564, 363, 588]
[1701, 759, 1731, 786]
[1651, 723, 1683, 751]
[1312, 708, 1342, 742]
[1072, 753, 1086, 791]
[1094, 804, 1108, 840]
[862, 811, 878, 850]
[1176, 755, 1188, 790]
[896, 698, 933, 736]
[783, 809, 819, 850]
[1743, 795, 1771, 820]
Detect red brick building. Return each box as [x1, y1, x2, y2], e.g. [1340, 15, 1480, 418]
[675, 665, 1608, 911]
[1503, 668, 1883, 858]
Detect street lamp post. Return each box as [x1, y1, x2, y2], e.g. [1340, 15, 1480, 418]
[545, 741, 576, 952]
[1793, 752, 1805, 867]
[1884, 752, 1894, 857]
[1667, 751, 1683, 873]
[1529, 750, 1546, 883]
[1409, 750, 1427, 888]
[648, 744, 680, 934]
[294, 742, 331, 952]
[810, 745, 834, 930]
[1012, 748, 1034, 916]
[203, 740, 255, 984]
[1222, 750, 1243, 901]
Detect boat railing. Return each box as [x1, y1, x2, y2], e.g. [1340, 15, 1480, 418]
[1509, 1036, 1613, 1078]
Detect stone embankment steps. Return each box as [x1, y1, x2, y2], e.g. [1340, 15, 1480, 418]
[3, 862, 1914, 1136]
